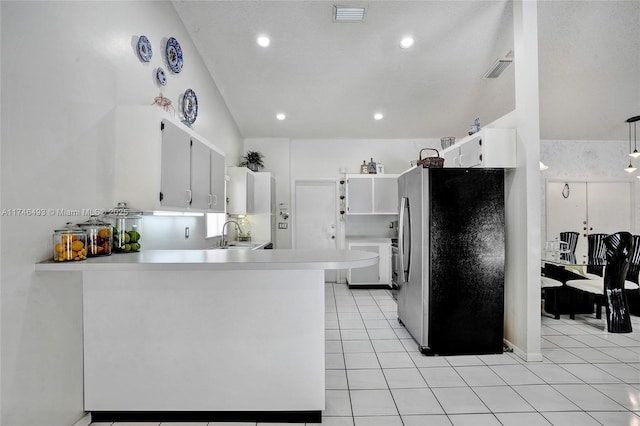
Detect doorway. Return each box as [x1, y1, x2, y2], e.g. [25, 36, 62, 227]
[294, 179, 339, 282]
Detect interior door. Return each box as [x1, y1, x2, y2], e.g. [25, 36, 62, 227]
[587, 182, 633, 235]
[294, 180, 338, 282]
[546, 181, 588, 262]
[546, 180, 634, 264]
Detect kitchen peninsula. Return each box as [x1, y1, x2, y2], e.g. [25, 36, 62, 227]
[36, 249, 378, 423]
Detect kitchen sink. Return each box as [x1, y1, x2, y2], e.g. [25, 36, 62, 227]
[211, 242, 262, 250]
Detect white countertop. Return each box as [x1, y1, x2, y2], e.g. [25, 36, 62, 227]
[35, 249, 378, 272]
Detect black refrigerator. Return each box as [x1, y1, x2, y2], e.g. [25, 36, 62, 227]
[397, 167, 505, 355]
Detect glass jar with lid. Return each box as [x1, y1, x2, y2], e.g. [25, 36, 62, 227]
[78, 215, 112, 257]
[52, 222, 87, 262]
[103, 202, 143, 253]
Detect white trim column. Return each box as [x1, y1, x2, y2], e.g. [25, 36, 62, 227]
[504, 0, 542, 361]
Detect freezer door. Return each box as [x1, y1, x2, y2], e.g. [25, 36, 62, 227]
[397, 167, 427, 348]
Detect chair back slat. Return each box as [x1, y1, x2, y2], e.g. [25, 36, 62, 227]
[559, 231, 579, 263]
[625, 235, 640, 284]
[586, 233, 607, 276]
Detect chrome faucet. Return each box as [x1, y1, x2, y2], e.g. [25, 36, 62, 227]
[220, 220, 243, 247]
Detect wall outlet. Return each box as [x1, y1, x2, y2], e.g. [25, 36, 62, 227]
[278, 223, 288, 229]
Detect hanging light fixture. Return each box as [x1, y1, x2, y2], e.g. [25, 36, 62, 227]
[628, 116, 640, 158]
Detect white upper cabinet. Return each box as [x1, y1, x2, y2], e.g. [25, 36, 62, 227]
[441, 128, 516, 168]
[253, 172, 276, 215]
[346, 175, 399, 215]
[114, 106, 226, 213]
[227, 166, 255, 215]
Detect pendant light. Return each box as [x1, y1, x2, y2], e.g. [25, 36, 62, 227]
[628, 116, 640, 158]
[625, 116, 640, 172]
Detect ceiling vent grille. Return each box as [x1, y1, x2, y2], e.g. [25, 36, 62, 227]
[483, 58, 513, 79]
[334, 6, 366, 22]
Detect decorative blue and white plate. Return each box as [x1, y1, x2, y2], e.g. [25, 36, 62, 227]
[165, 37, 183, 73]
[182, 89, 198, 125]
[137, 35, 152, 62]
[156, 67, 167, 86]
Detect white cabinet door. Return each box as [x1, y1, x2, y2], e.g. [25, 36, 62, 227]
[443, 129, 516, 168]
[346, 239, 392, 287]
[253, 172, 273, 214]
[190, 138, 211, 210]
[458, 136, 483, 168]
[160, 119, 191, 208]
[227, 167, 256, 215]
[374, 176, 399, 213]
[348, 244, 381, 284]
[346, 177, 372, 214]
[588, 182, 633, 235]
[209, 149, 225, 213]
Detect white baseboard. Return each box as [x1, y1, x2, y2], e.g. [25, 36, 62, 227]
[504, 338, 543, 362]
[72, 412, 91, 426]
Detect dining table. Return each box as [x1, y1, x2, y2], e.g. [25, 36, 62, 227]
[541, 232, 634, 333]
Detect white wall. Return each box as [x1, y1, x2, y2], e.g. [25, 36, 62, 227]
[0, 2, 242, 425]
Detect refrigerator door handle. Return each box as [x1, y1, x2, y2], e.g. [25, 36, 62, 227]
[398, 196, 411, 283]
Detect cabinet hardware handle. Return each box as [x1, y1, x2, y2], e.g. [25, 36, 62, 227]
[186, 189, 192, 203]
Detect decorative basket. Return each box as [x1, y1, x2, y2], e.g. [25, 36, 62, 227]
[417, 148, 445, 168]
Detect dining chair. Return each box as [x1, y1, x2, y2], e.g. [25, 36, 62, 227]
[625, 234, 640, 316]
[586, 233, 607, 277]
[559, 231, 579, 263]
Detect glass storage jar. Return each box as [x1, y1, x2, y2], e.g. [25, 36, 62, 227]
[78, 215, 112, 257]
[52, 222, 87, 262]
[104, 202, 143, 253]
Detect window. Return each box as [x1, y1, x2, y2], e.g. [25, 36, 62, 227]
[206, 213, 226, 238]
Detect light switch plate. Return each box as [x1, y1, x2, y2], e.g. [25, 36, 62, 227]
[278, 223, 288, 229]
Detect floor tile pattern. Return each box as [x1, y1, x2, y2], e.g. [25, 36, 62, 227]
[91, 283, 640, 425]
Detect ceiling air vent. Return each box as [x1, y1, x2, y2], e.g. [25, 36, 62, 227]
[483, 52, 514, 79]
[334, 6, 366, 22]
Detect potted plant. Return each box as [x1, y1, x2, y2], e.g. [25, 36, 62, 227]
[239, 150, 265, 172]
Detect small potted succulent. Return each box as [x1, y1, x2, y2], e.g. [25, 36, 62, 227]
[239, 150, 265, 172]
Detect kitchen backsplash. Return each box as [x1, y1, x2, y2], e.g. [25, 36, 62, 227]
[142, 215, 213, 250]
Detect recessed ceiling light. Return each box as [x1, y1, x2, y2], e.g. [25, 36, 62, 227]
[374, 113, 384, 120]
[257, 36, 270, 47]
[276, 113, 286, 121]
[400, 36, 414, 49]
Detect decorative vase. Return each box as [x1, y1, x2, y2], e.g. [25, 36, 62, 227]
[603, 232, 633, 333]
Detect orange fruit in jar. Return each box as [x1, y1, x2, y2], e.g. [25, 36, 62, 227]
[54, 243, 64, 253]
[71, 240, 84, 251]
[98, 228, 111, 239]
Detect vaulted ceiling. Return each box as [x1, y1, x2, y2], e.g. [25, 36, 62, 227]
[173, 1, 640, 141]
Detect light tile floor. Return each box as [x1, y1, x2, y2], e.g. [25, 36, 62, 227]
[91, 283, 640, 426]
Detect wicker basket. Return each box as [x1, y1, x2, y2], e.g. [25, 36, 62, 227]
[417, 148, 445, 168]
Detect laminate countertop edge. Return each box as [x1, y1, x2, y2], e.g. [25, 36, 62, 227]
[34, 249, 379, 272]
